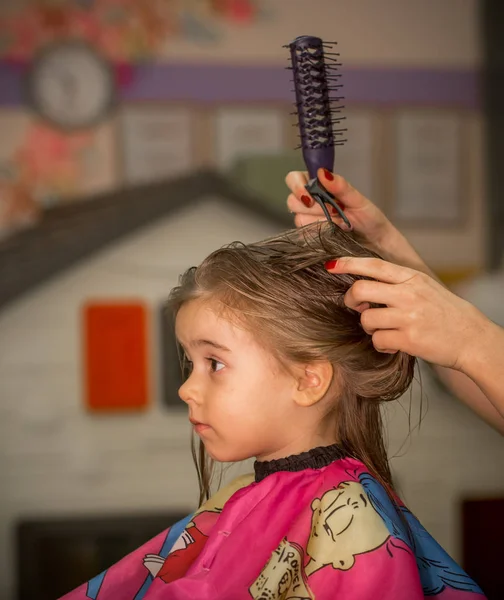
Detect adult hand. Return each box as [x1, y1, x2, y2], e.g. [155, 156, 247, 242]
[286, 170, 504, 432]
[326, 256, 504, 429]
[285, 169, 430, 276]
[325, 256, 483, 370]
[286, 168, 388, 245]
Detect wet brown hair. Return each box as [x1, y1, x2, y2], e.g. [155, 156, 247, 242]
[168, 222, 416, 506]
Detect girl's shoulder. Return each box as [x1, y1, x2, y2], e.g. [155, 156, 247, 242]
[196, 472, 255, 514]
[195, 460, 485, 599]
[202, 456, 371, 510]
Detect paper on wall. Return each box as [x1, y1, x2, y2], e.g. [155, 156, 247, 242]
[120, 106, 194, 184]
[393, 111, 463, 224]
[215, 107, 285, 170]
[333, 110, 376, 203]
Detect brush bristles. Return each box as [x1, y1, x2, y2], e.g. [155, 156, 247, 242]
[288, 39, 346, 151]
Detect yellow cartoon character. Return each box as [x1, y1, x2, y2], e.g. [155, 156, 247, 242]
[250, 481, 391, 599]
[249, 538, 314, 600]
[305, 481, 390, 575]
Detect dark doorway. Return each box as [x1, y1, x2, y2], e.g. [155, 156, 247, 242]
[462, 497, 504, 599]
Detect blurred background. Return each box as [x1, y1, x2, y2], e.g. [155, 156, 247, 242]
[0, 0, 503, 598]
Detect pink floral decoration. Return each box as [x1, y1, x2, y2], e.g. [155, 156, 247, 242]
[0, 0, 264, 62]
[13, 123, 93, 197]
[228, 0, 257, 24]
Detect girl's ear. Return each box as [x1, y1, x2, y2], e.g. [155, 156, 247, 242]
[292, 361, 334, 407]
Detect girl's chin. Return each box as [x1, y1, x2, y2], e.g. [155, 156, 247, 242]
[203, 443, 253, 464]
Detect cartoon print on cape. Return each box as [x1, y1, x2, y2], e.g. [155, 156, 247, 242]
[142, 475, 258, 584]
[73, 474, 254, 600]
[83, 508, 222, 599]
[249, 470, 484, 599]
[358, 471, 484, 596]
[250, 478, 391, 599]
[83, 514, 192, 600]
[146, 507, 222, 583]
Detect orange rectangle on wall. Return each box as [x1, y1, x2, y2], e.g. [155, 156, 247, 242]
[83, 302, 149, 412]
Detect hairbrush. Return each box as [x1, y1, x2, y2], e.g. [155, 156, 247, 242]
[286, 35, 351, 229]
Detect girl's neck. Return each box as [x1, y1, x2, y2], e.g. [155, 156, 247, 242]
[254, 442, 347, 482]
[255, 430, 339, 463]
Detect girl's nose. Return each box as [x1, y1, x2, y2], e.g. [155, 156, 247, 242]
[178, 380, 190, 404]
[178, 377, 199, 405]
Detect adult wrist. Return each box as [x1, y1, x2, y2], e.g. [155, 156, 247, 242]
[455, 307, 499, 376]
[375, 227, 428, 272]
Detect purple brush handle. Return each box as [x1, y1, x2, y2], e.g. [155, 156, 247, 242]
[304, 147, 334, 181]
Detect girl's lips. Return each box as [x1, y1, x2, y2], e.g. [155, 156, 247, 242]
[193, 423, 211, 434]
[189, 418, 210, 433]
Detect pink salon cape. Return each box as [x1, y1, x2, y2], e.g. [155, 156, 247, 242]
[60, 456, 486, 600]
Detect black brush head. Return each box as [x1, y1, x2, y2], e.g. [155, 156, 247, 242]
[286, 35, 346, 179]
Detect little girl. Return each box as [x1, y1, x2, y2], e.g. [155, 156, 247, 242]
[62, 224, 486, 600]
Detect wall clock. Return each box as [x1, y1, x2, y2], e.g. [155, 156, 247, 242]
[26, 40, 116, 130]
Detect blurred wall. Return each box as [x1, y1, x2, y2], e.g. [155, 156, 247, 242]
[0, 0, 485, 274]
[0, 198, 283, 598]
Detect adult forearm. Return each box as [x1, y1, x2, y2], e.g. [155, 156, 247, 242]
[372, 228, 504, 433]
[375, 227, 434, 277]
[457, 317, 504, 426]
[382, 232, 504, 432]
[432, 364, 504, 435]
[431, 303, 504, 435]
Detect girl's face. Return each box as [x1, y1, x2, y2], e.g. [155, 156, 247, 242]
[175, 298, 304, 463]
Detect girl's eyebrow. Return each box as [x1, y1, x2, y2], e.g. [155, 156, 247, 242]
[190, 339, 232, 352]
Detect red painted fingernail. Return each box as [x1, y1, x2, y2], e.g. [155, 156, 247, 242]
[355, 302, 370, 313]
[301, 194, 313, 208]
[324, 259, 338, 270]
[323, 169, 334, 181]
[331, 202, 345, 214]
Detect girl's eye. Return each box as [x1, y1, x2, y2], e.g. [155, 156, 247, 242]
[183, 357, 193, 377]
[208, 358, 225, 373]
